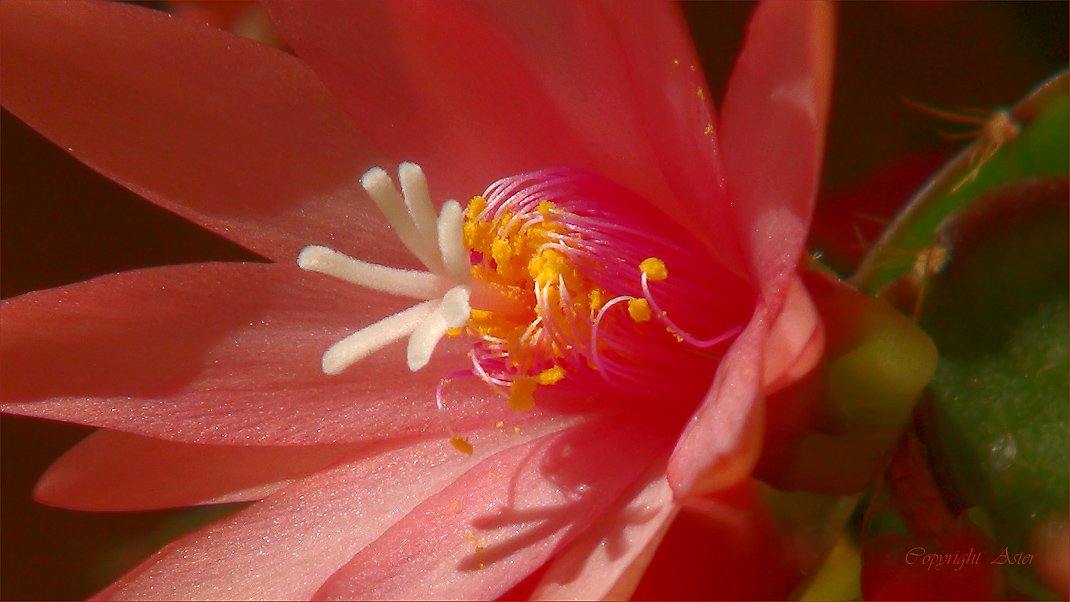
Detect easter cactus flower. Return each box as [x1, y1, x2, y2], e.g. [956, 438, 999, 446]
[0, 0, 834, 598]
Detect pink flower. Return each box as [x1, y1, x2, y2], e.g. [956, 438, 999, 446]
[1, 1, 833, 599]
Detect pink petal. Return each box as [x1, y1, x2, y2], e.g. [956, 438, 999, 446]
[632, 480, 796, 599]
[761, 275, 825, 395]
[264, 1, 736, 261]
[720, 0, 836, 303]
[1, 262, 516, 445]
[530, 471, 677, 601]
[95, 419, 576, 601]
[314, 417, 667, 600]
[0, 0, 406, 266]
[666, 0, 836, 498]
[36, 429, 365, 511]
[667, 308, 769, 497]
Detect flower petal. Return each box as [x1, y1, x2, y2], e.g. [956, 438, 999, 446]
[667, 307, 770, 497]
[530, 471, 677, 601]
[632, 480, 796, 600]
[761, 275, 825, 395]
[0, 0, 404, 265]
[720, 0, 836, 302]
[667, 0, 836, 498]
[35, 429, 365, 511]
[313, 417, 667, 600]
[94, 419, 575, 601]
[264, 1, 736, 259]
[0, 262, 511, 445]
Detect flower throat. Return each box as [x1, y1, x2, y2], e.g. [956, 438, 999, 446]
[298, 164, 743, 451]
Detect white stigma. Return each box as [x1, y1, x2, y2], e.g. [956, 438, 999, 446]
[299, 163, 472, 374]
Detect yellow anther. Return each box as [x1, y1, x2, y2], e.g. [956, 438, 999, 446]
[466, 195, 487, 217]
[529, 249, 569, 287]
[491, 237, 512, 269]
[446, 327, 463, 337]
[537, 365, 565, 385]
[588, 288, 606, 313]
[508, 378, 537, 411]
[628, 298, 652, 322]
[537, 201, 554, 216]
[450, 436, 474, 455]
[640, 257, 668, 281]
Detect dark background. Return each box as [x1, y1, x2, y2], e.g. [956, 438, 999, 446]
[2, 2, 1067, 599]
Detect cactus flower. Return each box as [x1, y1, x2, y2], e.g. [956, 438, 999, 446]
[0, 1, 834, 598]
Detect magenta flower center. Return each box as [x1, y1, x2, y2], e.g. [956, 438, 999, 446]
[460, 169, 739, 412]
[298, 164, 743, 453]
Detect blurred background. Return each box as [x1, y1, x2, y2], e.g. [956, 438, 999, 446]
[2, 2, 1067, 599]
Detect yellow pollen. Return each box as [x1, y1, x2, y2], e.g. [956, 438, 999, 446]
[640, 257, 669, 281]
[446, 327, 463, 337]
[508, 378, 537, 411]
[450, 436, 474, 455]
[529, 248, 572, 288]
[466, 195, 487, 217]
[696, 87, 704, 98]
[588, 288, 605, 313]
[470, 308, 494, 321]
[537, 365, 565, 385]
[704, 122, 715, 136]
[462, 195, 617, 413]
[491, 237, 512, 269]
[628, 298, 652, 322]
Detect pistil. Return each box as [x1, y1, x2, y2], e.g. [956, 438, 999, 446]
[297, 163, 472, 373]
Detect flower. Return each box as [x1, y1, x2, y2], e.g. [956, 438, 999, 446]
[0, 1, 833, 599]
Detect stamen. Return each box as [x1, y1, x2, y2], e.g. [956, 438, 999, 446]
[407, 286, 472, 371]
[627, 298, 652, 322]
[307, 164, 743, 445]
[537, 365, 565, 385]
[361, 167, 444, 272]
[639, 257, 669, 281]
[297, 245, 442, 299]
[322, 301, 436, 375]
[471, 349, 511, 387]
[641, 273, 741, 348]
[589, 295, 634, 379]
[435, 370, 477, 455]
